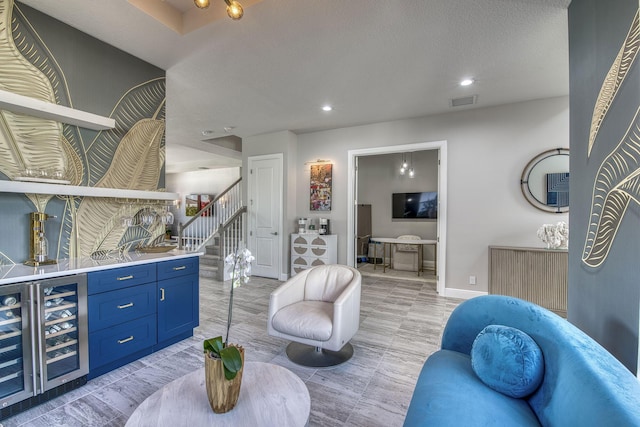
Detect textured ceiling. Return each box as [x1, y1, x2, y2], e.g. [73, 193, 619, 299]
[18, 0, 571, 173]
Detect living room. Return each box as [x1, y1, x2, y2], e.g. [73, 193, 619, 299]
[1, 0, 640, 425]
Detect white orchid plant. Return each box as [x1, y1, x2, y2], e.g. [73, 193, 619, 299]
[203, 245, 255, 380]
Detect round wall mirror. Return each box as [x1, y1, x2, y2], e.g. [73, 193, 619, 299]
[520, 148, 569, 213]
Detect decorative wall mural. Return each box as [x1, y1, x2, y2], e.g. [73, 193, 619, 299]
[587, 9, 640, 157]
[0, 0, 166, 262]
[583, 8, 640, 268]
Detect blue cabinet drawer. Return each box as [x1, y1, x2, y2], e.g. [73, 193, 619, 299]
[88, 283, 156, 332]
[89, 314, 157, 370]
[88, 264, 156, 295]
[156, 257, 199, 281]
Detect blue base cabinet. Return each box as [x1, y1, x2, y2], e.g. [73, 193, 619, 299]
[87, 256, 199, 379]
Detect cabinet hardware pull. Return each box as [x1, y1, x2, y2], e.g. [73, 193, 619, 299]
[173, 266, 186, 271]
[160, 288, 165, 301]
[117, 302, 134, 309]
[117, 275, 134, 281]
[118, 336, 134, 344]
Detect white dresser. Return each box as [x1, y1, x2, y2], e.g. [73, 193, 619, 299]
[290, 234, 337, 275]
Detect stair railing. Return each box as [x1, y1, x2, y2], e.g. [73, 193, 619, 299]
[178, 177, 243, 253]
[217, 206, 247, 280]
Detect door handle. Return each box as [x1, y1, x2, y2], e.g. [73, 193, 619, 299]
[117, 302, 134, 309]
[116, 275, 134, 281]
[271, 232, 278, 235]
[160, 288, 165, 301]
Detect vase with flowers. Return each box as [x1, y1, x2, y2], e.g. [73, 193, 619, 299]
[203, 244, 254, 413]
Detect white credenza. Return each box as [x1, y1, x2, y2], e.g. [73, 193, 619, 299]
[290, 234, 337, 275]
[489, 246, 568, 316]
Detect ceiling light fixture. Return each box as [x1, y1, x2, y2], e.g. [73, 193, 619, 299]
[193, 0, 244, 20]
[322, 105, 333, 112]
[400, 153, 407, 175]
[194, 0, 210, 9]
[460, 78, 474, 86]
[408, 152, 415, 178]
[225, 0, 244, 20]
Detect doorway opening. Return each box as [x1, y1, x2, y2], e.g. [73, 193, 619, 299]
[347, 141, 447, 295]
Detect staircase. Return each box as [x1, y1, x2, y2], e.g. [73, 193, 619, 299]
[178, 178, 246, 281]
[199, 244, 221, 279]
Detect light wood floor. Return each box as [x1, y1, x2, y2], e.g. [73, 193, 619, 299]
[2, 272, 461, 427]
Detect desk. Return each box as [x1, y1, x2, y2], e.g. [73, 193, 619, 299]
[370, 237, 437, 276]
[125, 362, 310, 427]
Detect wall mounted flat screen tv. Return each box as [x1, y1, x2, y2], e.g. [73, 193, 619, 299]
[392, 192, 438, 219]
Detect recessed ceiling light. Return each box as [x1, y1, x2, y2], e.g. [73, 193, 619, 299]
[224, 126, 235, 133]
[460, 78, 475, 86]
[322, 105, 333, 112]
[201, 130, 214, 136]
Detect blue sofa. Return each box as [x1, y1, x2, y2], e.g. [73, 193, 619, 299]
[404, 295, 640, 426]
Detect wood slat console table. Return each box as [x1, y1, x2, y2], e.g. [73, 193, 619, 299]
[489, 246, 567, 316]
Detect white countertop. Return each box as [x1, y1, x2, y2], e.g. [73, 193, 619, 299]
[0, 250, 203, 285]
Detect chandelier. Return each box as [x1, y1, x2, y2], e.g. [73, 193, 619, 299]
[194, 0, 244, 20]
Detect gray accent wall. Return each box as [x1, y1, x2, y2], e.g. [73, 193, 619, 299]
[568, 0, 640, 372]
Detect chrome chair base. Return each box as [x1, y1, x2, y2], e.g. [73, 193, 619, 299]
[285, 342, 354, 367]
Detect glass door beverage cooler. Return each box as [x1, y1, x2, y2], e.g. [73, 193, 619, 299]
[0, 274, 88, 416]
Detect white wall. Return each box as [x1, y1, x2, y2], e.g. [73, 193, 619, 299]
[165, 167, 241, 231]
[244, 96, 569, 293]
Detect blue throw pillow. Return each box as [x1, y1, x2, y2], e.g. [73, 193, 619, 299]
[471, 324, 544, 398]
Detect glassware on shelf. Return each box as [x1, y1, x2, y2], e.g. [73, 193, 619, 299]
[160, 206, 174, 225]
[121, 204, 134, 228]
[141, 208, 156, 226]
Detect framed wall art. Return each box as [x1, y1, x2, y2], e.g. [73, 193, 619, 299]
[185, 194, 213, 216]
[310, 163, 332, 211]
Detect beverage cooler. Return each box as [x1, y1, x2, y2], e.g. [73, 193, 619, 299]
[0, 274, 88, 416]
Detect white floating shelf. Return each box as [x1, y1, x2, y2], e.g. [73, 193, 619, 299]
[0, 89, 115, 131]
[0, 180, 178, 201]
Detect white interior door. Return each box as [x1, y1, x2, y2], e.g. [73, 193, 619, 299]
[248, 154, 283, 279]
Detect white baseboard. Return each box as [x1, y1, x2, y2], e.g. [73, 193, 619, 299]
[444, 287, 487, 300]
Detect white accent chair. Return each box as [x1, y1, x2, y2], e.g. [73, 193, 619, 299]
[392, 235, 421, 271]
[268, 264, 361, 367]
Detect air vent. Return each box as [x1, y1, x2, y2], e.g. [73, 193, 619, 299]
[450, 95, 478, 108]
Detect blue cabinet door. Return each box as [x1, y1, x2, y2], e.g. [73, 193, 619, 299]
[157, 274, 199, 343]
